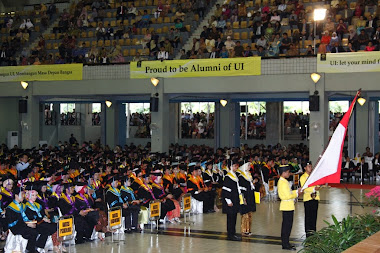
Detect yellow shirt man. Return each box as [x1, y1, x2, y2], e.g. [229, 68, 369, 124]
[278, 176, 298, 211]
[300, 172, 320, 202]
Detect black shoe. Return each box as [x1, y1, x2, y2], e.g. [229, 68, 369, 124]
[227, 235, 242, 241]
[124, 229, 132, 234]
[208, 209, 216, 213]
[282, 245, 296, 251]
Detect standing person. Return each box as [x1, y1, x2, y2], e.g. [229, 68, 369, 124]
[278, 165, 302, 251]
[238, 162, 256, 236]
[300, 161, 320, 237]
[17, 154, 33, 178]
[222, 160, 242, 241]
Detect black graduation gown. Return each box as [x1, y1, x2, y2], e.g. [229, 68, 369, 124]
[47, 194, 60, 219]
[137, 184, 155, 208]
[58, 194, 92, 243]
[120, 186, 140, 228]
[186, 176, 214, 212]
[1, 189, 14, 209]
[222, 173, 240, 214]
[152, 184, 175, 219]
[238, 173, 256, 214]
[25, 201, 56, 248]
[74, 193, 99, 231]
[5, 201, 39, 251]
[162, 175, 183, 200]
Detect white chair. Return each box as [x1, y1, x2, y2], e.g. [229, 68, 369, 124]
[190, 197, 203, 214]
[44, 236, 54, 252]
[4, 230, 28, 253]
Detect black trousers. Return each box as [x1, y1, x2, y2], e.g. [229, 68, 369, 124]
[193, 192, 214, 212]
[227, 212, 238, 237]
[36, 222, 56, 248]
[11, 224, 39, 252]
[304, 200, 319, 237]
[124, 205, 140, 229]
[281, 210, 294, 248]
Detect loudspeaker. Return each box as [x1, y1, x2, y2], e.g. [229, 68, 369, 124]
[309, 95, 320, 111]
[19, 100, 27, 113]
[150, 97, 159, 112]
[240, 105, 247, 113]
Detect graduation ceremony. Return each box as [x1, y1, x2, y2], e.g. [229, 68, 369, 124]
[1, 0, 380, 252]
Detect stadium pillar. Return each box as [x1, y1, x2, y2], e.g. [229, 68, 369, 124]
[355, 101, 369, 155]
[21, 95, 40, 149]
[309, 74, 329, 164]
[151, 79, 170, 153]
[169, 103, 180, 145]
[216, 101, 240, 148]
[266, 102, 283, 145]
[104, 101, 126, 148]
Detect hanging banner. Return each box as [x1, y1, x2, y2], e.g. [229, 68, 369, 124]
[0, 64, 83, 82]
[317, 52, 380, 73]
[130, 57, 261, 78]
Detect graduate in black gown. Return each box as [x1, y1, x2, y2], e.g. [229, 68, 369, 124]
[237, 162, 257, 236]
[162, 166, 183, 200]
[150, 169, 176, 220]
[35, 181, 51, 217]
[187, 166, 214, 213]
[74, 182, 99, 238]
[5, 187, 40, 253]
[222, 160, 242, 241]
[24, 183, 57, 252]
[120, 176, 141, 232]
[105, 176, 135, 233]
[58, 182, 92, 244]
[1, 178, 14, 209]
[137, 174, 156, 208]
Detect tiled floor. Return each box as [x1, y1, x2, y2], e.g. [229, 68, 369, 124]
[64, 186, 375, 253]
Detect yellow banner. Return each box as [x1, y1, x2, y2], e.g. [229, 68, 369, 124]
[109, 209, 122, 228]
[150, 202, 160, 218]
[130, 58, 261, 78]
[317, 52, 380, 73]
[255, 191, 260, 204]
[183, 195, 191, 211]
[0, 64, 83, 82]
[58, 217, 73, 237]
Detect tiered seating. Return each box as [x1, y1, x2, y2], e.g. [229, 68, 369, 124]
[43, 0, 202, 62]
[184, 0, 380, 58]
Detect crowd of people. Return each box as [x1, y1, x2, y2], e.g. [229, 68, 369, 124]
[181, 111, 214, 139]
[0, 140, 311, 250]
[177, 0, 380, 59]
[2, 0, 380, 66]
[0, 130, 379, 251]
[130, 112, 151, 138]
[60, 111, 80, 126]
[0, 3, 57, 67]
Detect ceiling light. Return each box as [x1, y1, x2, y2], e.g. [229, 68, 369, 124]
[310, 73, 321, 84]
[151, 77, 159, 87]
[105, 100, 112, 108]
[21, 81, 29, 90]
[357, 97, 366, 106]
[220, 99, 228, 107]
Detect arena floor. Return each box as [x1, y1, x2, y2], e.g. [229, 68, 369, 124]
[48, 185, 376, 253]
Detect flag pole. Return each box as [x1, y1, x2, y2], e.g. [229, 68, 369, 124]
[301, 89, 361, 190]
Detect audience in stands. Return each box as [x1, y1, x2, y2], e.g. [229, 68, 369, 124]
[2, 0, 380, 66]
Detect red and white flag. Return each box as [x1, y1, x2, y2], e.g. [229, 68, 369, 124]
[301, 90, 360, 190]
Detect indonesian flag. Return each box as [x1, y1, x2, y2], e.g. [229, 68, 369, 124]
[301, 90, 360, 190]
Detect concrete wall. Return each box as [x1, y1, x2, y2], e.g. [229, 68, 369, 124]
[0, 98, 20, 145]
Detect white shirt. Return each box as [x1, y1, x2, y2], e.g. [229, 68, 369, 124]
[157, 51, 168, 60]
[17, 162, 29, 172]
